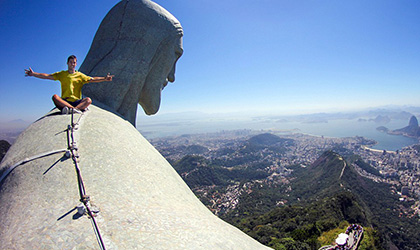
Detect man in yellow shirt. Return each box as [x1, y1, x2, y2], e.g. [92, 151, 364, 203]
[25, 55, 113, 114]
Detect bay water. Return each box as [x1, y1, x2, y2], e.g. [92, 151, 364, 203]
[139, 115, 418, 151]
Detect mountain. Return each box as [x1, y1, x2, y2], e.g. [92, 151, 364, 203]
[408, 115, 419, 127]
[248, 133, 293, 146]
[242, 133, 294, 155]
[377, 115, 420, 139]
[370, 115, 391, 123]
[173, 155, 270, 188]
[289, 151, 348, 200]
[0, 119, 31, 145]
[0, 119, 31, 132]
[224, 151, 420, 250]
[391, 115, 420, 138]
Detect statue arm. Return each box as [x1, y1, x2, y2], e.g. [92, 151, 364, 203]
[24, 67, 54, 80]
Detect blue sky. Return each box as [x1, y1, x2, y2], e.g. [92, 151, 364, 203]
[1, 0, 420, 125]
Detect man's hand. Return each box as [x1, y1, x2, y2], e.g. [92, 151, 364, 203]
[25, 67, 34, 77]
[105, 73, 114, 81]
[24, 68, 54, 80]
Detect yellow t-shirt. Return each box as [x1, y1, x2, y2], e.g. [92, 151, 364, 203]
[52, 70, 92, 102]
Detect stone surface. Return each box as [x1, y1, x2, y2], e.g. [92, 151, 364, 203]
[0, 106, 271, 249]
[80, 0, 183, 126]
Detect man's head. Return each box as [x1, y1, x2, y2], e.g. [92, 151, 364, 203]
[67, 55, 77, 72]
[80, 0, 183, 126]
[67, 55, 77, 63]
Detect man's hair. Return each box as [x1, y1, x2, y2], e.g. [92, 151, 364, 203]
[67, 55, 77, 63]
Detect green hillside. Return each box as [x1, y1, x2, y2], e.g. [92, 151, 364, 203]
[223, 151, 420, 249]
[173, 155, 269, 187]
[168, 134, 420, 250]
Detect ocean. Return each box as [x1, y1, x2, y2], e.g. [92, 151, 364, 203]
[138, 115, 419, 151]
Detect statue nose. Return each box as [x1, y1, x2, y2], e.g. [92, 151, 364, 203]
[167, 75, 175, 82]
[167, 66, 175, 82]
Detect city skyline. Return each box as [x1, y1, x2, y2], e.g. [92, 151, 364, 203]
[1, 0, 420, 125]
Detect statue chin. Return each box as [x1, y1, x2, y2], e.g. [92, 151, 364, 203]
[141, 103, 160, 115]
[139, 91, 161, 115]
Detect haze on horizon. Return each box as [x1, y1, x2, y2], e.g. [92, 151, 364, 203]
[1, 0, 420, 125]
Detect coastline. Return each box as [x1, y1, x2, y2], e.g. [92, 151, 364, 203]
[386, 130, 420, 141]
[361, 145, 397, 154]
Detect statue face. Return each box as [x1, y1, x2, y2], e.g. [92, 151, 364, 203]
[80, 0, 184, 125]
[139, 35, 183, 115]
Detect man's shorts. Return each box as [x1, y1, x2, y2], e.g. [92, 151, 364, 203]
[64, 98, 83, 108]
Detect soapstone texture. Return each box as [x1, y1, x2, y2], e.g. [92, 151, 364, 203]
[80, 0, 183, 126]
[0, 106, 271, 249]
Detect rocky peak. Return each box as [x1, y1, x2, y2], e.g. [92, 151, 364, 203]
[408, 115, 419, 128]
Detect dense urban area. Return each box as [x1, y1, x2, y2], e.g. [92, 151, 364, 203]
[150, 129, 420, 219]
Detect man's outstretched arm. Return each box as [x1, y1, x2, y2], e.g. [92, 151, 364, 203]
[25, 67, 54, 80]
[89, 73, 114, 83]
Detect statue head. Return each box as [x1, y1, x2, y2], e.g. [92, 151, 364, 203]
[80, 0, 183, 126]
